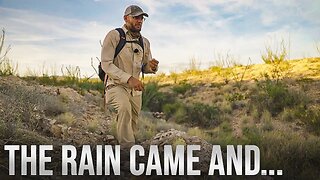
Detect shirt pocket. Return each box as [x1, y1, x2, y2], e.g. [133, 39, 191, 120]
[133, 45, 143, 71]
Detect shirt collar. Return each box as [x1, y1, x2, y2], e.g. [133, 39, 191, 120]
[122, 24, 141, 39]
[122, 24, 129, 34]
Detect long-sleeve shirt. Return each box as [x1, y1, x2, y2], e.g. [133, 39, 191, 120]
[101, 25, 157, 96]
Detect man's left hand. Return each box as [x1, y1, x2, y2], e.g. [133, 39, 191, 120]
[149, 58, 159, 71]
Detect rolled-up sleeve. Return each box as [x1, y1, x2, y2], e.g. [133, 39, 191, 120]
[101, 30, 131, 84]
[142, 38, 158, 74]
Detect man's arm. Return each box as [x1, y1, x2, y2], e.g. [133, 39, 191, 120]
[142, 38, 159, 74]
[101, 30, 131, 84]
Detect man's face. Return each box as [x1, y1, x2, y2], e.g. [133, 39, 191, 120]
[125, 15, 144, 32]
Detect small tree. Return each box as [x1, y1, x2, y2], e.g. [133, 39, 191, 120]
[0, 29, 11, 63]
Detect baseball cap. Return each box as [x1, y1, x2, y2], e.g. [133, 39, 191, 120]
[124, 5, 149, 17]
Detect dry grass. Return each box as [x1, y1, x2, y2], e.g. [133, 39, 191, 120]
[145, 58, 320, 85]
[56, 112, 76, 127]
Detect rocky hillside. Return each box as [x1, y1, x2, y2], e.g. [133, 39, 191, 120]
[0, 57, 319, 179]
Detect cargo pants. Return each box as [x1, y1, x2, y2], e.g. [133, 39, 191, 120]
[106, 85, 141, 148]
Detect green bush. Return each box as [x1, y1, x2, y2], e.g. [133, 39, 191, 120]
[23, 72, 105, 95]
[142, 82, 175, 112]
[163, 102, 186, 121]
[250, 80, 308, 116]
[296, 106, 320, 135]
[172, 82, 192, 95]
[43, 96, 66, 117]
[187, 103, 220, 127]
[212, 125, 320, 179]
[259, 131, 320, 179]
[226, 92, 246, 102]
[163, 102, 220, 128]
[0, 58, 18, 76]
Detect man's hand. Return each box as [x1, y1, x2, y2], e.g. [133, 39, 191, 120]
[149, 58, 159, 71]
[127, 76, 144, 91]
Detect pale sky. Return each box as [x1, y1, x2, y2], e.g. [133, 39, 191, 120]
[1, 0, 319, 77]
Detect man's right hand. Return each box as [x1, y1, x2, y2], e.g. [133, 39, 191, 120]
[127, 76, 144, 91]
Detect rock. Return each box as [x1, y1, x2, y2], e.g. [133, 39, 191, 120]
[49, 119, 57, 125]
[152, 112, 165, 119]
[141, 129, 213, 173]
[104, 135, 117, 145]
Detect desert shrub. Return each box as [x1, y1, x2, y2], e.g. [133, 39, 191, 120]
[164, 102, 220, 128]
[250, 80, 308, 116]
[259, 131, 320, 179]
[219, 100, 232, 114]
[0, 83, 66, 132]
[56, 112, 76, 126]
[279, 108, 295, 122]
[261, 40, 292, 82]
[219, 121, 232, 133]
[212, 124, 320, 179]
[187, 127, 212, 143]
[187, 103, 220, 127]
[0, 85, 38, 125]
[261, 40, 287, 64]
[241, 125, 262, 145]
[142, 82, 175, 112]
[163, 102, 186, 122]
[43, 96, 66, 117]
[172, 82, 192, 95]
[135, 114, 185, 143]
[295, 106, 320, 135]
[169, 72, 178, 84]
[87, 119, 98, 133]
[0, 58, 18, 76]
[226, 92, 246, 102]
[260, 110, 273, 131]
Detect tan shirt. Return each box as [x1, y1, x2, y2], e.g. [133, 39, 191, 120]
[101, 25, 157, 96]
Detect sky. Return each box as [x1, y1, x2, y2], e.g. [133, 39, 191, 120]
[0, 0, 319, 77]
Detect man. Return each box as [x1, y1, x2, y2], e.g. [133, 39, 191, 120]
[101, 5, 159, 147]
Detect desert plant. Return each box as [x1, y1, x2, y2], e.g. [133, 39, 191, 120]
[315, 42, 320, 56]
[187, 103, 220, 127]
[296, 106, 320, 135]
[0, 29, 18, 76]
[163, 102, 186, 122]
[43, 96, 66, 117]
[56, 112, 76, 126]
[0, 58, 18, 76]
[0, 29, 11, 63]
[142, 82, 175, 112]
[163, 102, 221, 128]
[87, 119, 99, 133]
[250, 79, 308, 116]
[231, 58, 251, 89]
[188, 56, 201, 71]
[261, 39, 291, 82]
[61, 65, 81, 83]
[169, 71, 178, 84]
[172, 81, 192, 95]
[279, 108, 295, 122]
[261, 39, 288, 64]
[211, 51, 238, 84]
[260, 110, 273, 131]
[259, 131, 320, 179]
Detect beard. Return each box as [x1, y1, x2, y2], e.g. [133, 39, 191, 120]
[127, 22, 142, 33]
[129, 26, 141, 32]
